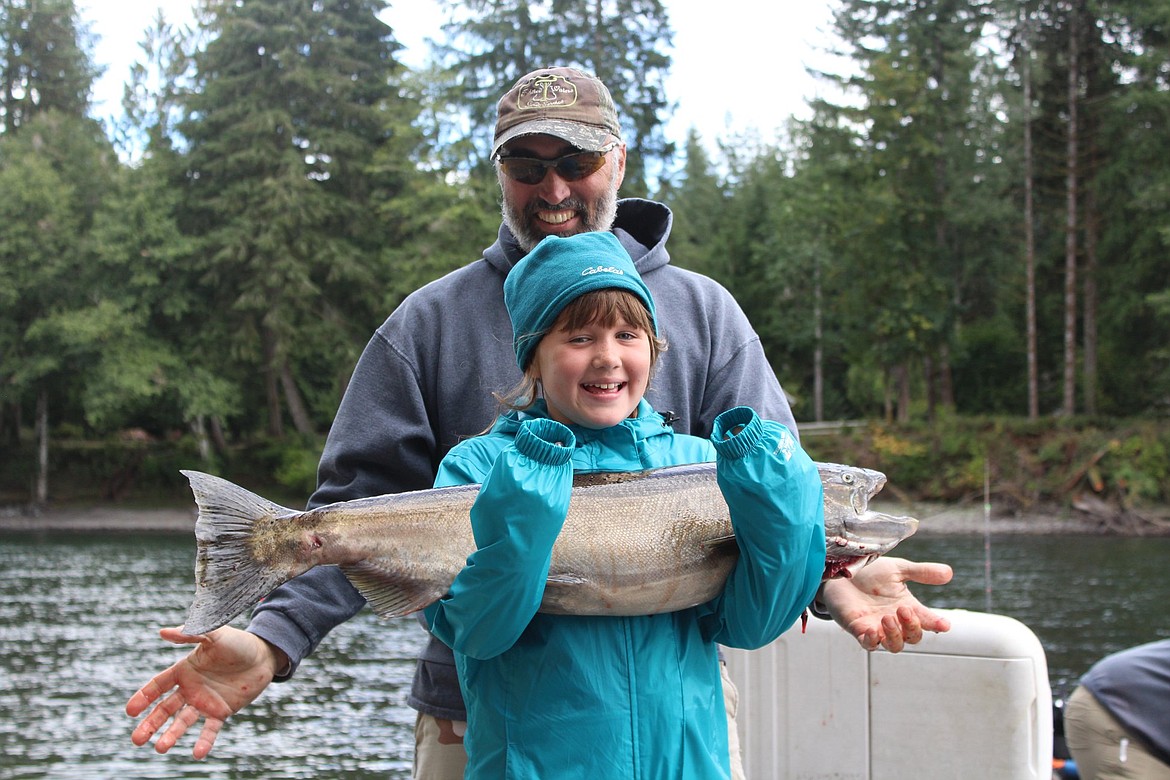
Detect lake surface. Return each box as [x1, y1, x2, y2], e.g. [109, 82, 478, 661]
[2, 526, 1168, 778]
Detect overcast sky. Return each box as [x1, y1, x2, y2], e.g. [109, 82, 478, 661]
[79, 1, 841, 157]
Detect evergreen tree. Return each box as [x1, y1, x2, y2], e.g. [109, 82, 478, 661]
[175, 0, 413, 438]
[114, 9, 196, 159]
[0, 0, 112, 501]
[1085, 0, 1170, 413]
[0, 0, 96, 132]
[659, 129, 726, 277]
[810, 0, 1010, 420]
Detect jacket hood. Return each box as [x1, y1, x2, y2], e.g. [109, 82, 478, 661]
[483, 198, 673, 279]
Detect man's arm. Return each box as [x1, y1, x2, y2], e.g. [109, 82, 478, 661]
[125, 626, 287, 758]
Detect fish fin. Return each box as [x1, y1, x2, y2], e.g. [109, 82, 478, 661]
[700, 534, 737, 551]
[180, 469, 299, 635]
[547, 572, 589, 586]
[341, 562, 444, 618]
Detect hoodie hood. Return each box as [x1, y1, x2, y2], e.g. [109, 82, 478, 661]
[483, 198, 674, 280]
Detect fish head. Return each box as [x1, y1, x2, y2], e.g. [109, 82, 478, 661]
[817, 462, 917, 579]
[818, 462, 888, 518]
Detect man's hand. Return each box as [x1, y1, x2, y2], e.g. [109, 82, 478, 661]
[821, 556, 953, 653]
[125, 626, 285, 759]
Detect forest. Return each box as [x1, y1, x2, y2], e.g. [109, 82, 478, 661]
[1, 0, 1168, 511]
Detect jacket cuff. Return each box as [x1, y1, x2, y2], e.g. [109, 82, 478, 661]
[248, 612, 314, 682]
[808, 583, 833, 621]
[515, 418, 575, 464]
[711, 406, 763, 460]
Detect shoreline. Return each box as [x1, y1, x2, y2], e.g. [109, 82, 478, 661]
[873, 499, 1106, 536]
[0, 499, 1110, 535]
[0, 505, 197, 532]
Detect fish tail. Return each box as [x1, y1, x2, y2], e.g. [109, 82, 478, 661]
[180, 469, 300, 635]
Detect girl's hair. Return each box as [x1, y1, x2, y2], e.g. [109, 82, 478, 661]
[493, 288, 666, 418]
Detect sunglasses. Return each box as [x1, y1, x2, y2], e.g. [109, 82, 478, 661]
[497, 142, 620, 185]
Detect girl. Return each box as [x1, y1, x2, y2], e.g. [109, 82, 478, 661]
[423, 231, 825, 779]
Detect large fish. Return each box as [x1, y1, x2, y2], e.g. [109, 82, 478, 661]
[180, 462, 917, 635]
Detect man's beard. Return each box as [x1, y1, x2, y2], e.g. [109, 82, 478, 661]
[500, 172, 620, 253]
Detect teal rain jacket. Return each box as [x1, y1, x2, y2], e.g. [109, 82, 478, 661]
[424, 400, 825, 779]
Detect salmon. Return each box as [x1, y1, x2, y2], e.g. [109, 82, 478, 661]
[179, 462, 917, 634]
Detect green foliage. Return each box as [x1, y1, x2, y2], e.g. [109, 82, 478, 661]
[1, 435, 201, 503]
[803, 417, 1170, 511]
[2, 0, 1170, 505]
[247, 433, 325, 497]
[950, 316, 1030, 415]
[659, 130, 727, 277]
[171, 0, 420, 436]
[0, 0, 97, 132]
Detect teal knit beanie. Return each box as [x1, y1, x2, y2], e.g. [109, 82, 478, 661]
[504, 232, 657, 369]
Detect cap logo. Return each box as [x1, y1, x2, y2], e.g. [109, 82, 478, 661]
[517, 74, 578, 112]
[581, 265, 625, 277]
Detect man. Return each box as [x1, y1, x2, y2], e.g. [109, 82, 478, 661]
[126, 67, 953, 776]
[1064, 639, 1170, 779]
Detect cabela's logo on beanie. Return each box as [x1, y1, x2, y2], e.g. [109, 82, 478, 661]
[582, 265, 626, 277]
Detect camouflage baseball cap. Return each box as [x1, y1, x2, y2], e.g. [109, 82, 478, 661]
[492, 67, 622, 158]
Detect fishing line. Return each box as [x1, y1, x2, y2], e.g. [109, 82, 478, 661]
[984, 457, 993, 612]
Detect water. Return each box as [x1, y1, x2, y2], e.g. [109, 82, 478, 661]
[895, 531, 1170, 699]
[0, 530, 424, 779]
[2, 526, 1169, 778]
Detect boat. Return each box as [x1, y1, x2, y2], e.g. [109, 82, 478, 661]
[724, 608, 1072, 779]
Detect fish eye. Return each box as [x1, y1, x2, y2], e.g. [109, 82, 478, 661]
[842, 473, 855, 484]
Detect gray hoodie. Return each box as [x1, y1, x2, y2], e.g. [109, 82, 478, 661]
[248, 198, 797, 720]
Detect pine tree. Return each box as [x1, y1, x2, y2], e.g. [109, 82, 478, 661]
[0, 0, 112, 502]
[175, 0, 414, 438]
[0, 0, 96, 132]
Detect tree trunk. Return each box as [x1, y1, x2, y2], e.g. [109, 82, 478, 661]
[210, 416, 230, 456]
[924, 354, 936, 422]
[938, 342, 954, 410]
[263, 326, 284, 438]
[931, 19, 955, 415]
[897, 363, 912, 423]
[813, 254, 824, 422]
[1022, 10, 1040, 420]
[1083, 184, 1099, 415]
[883, 368, 895, 424]
[1061, 4, 1080, 417]
[280, 361, 316, 436]
[191, 415, 213, 464]
[35, 388, 49, 505]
